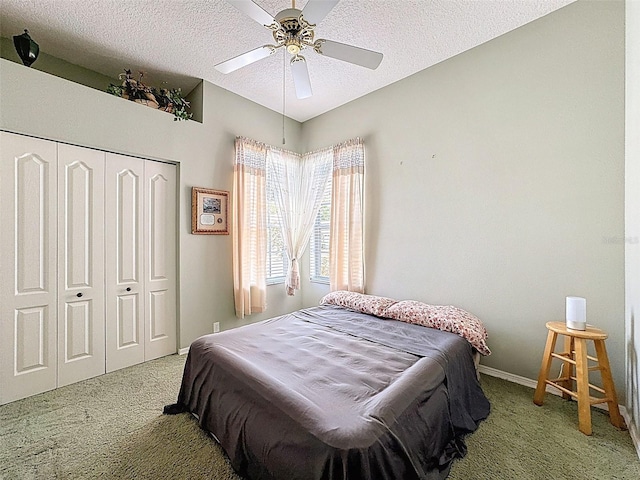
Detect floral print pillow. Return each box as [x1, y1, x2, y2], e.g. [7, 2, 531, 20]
[385, 300, 491, 356]
[320, 291, 397, 317]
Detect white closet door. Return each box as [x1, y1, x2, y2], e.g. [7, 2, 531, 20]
[0, 132, 58, 404]
[105, 153, 145, 372]
[57, 144, 105, 387]
[144, 161, 177, 360]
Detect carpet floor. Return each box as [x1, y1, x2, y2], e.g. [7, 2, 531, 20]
[1, 354, 638, 479]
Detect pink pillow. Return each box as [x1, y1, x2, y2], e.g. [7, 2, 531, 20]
[320, 291, 397, 317]
[385, 300, 491, 356]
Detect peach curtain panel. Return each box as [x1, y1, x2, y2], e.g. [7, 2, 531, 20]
[232, 137, 268, 318]
[330, 138, 365, 293]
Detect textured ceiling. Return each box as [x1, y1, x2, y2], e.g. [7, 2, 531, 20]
[0, 0, 575, 122]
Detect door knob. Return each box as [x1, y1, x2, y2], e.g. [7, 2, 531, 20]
[76, 292, 83, 298]
[126, 287, 131, 292]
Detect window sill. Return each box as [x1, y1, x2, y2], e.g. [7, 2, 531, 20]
[267, 278, 285, 286]
[310, 278, 329, 285]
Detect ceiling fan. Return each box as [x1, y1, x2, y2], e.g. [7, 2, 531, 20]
[215, 0, 384, 99]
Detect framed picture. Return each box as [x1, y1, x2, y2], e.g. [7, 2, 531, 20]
[191, 187, 229, 235]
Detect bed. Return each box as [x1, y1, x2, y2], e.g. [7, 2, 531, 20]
[168, 293, 491, 480]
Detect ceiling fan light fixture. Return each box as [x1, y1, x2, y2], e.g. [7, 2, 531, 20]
[286, 43, 301, 55]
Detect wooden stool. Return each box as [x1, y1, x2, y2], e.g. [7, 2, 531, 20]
[533, 321, 626, 435]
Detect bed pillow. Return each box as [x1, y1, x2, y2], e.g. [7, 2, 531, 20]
[385, 300, 491, 356]
[320, 291, 398, 317]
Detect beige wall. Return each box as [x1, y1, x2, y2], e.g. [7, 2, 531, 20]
[0, 59, 304, 348]
[625, 0, 640, 452]
[300, 0, 626, 395]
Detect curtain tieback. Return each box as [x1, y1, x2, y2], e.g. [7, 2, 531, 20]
[286, 258, 300, 296]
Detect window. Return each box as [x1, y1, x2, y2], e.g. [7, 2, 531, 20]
[234, 135, 359, 308]
[310, 176, 332, 283]
[266, 166, 288, 284]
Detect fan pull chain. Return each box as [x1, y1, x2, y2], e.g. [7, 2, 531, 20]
[282, 51, 286, 145]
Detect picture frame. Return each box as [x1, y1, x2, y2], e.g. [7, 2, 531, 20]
[191, 187, 229, 235]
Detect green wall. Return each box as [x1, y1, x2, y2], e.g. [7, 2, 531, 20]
[301, 0, 627, 398]
[0, 58, 304, 349]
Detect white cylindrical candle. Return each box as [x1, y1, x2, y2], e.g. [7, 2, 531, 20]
[566, 296, 587, 330]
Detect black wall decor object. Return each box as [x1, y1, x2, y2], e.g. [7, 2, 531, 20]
[13, 29, 39, 67]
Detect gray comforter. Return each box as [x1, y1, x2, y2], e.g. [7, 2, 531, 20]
[176, 305, 490, 480]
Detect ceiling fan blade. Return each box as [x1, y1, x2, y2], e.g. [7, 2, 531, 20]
[315, 39, 383, 70]
[215, 46, 276, 74]
[301, 0, 339, 26]
[290, 55, 312, 99]
[226, 0, 276, 27]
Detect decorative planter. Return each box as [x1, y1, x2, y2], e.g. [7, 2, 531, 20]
[108, 70, 191, 121]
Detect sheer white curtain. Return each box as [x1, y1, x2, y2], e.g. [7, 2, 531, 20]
[268, 146, 332, 295]
[233, 136, 364, 304]
[232, 137, 268, 317]
[330, 138, 365, 293]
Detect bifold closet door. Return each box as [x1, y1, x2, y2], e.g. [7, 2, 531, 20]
[57, 144, 106, 387]
[104, 155, 177, 371]
[144, 161, 177, 361]
[105, 154, 145, 372]
[1, 133, 177, 403]
[0, 132, 58, 404]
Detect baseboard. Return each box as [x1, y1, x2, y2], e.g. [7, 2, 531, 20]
[478, 365, 639, 459]
[478, 365, 616, 413]
[478, 364, 540, 390]
[478, 365, 572, 402]
[178, 347, 190, 355]
[621, 407, 640, 460]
